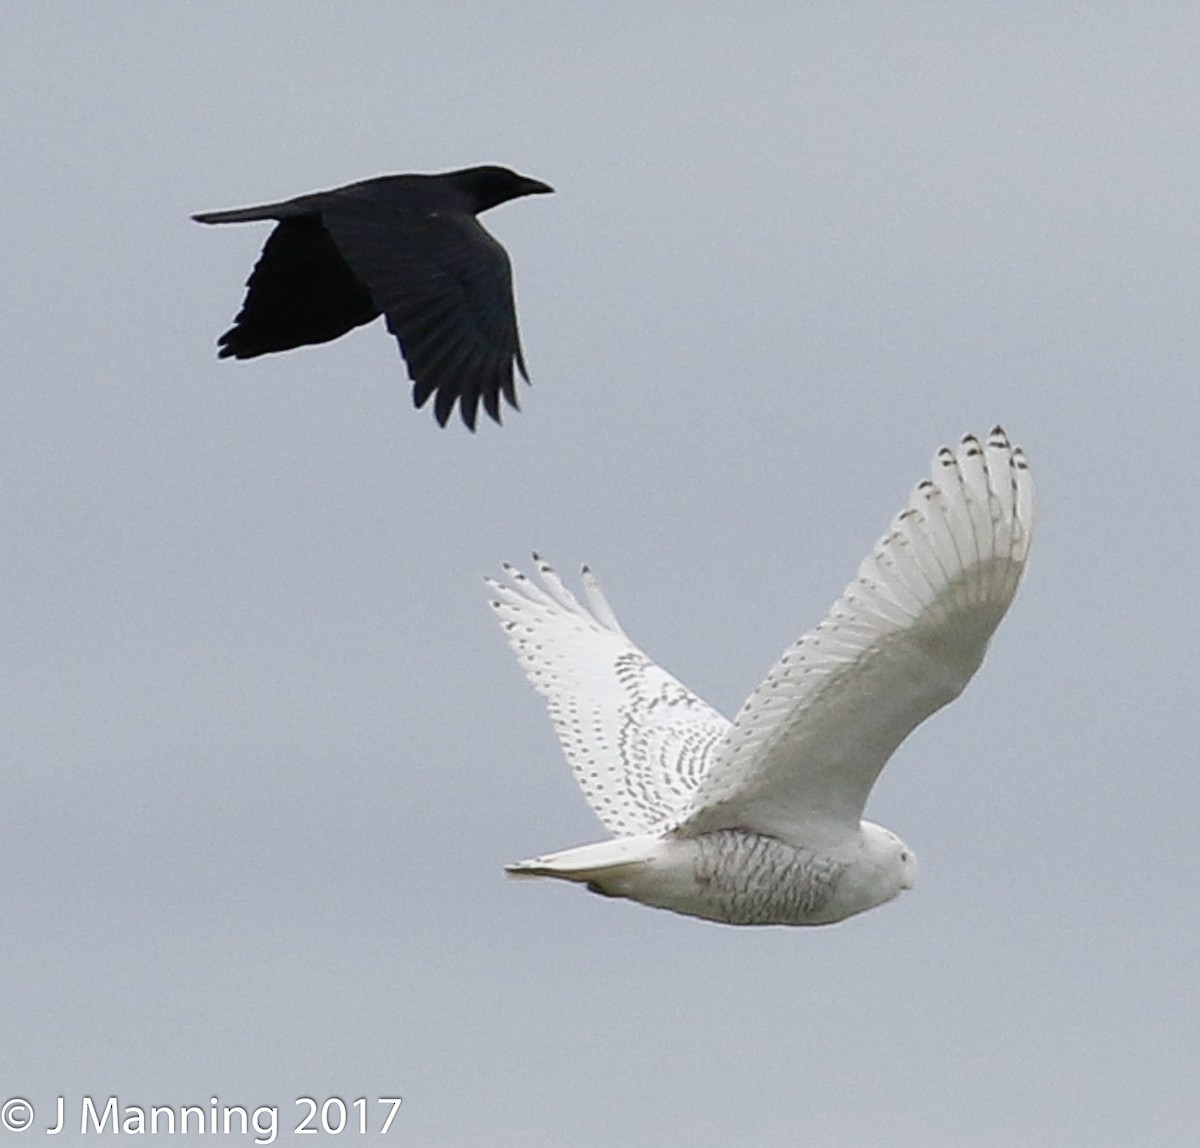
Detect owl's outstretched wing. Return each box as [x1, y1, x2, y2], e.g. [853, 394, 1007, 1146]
[679, 427, 1034, 845]
[487, 558, 730, 836]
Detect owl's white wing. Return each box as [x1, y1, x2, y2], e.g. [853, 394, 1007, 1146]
[678, 427, 1034, 845]
[487, 557, 731, 837]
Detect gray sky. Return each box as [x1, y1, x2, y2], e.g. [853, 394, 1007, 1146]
[2, 5, 1197, 1146]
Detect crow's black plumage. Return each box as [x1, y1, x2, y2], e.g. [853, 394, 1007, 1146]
[193, 165, 553, 429]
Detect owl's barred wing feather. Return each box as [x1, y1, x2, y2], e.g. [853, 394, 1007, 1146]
[487, 558, 730, 836]
[679, 427, 1034, 844]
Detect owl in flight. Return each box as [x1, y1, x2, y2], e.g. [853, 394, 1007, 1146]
[487, 428, 1034, 926]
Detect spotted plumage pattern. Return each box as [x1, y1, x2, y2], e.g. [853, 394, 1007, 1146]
[487, 557, 727, 836]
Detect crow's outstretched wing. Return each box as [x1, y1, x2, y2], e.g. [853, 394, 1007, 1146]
[320, 200, 526, 430]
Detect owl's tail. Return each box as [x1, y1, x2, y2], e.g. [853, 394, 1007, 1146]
[505, 834, 663, 889]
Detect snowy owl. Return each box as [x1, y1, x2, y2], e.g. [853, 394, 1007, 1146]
[487, 428, 1034, 926]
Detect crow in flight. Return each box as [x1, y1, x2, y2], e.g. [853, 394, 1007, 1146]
[194, 165, 553, 429]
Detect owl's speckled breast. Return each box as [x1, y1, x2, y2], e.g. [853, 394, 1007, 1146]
[692, 830, 849, 925]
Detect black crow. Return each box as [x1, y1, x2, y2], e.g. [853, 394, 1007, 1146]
[193, 165, 553, 430]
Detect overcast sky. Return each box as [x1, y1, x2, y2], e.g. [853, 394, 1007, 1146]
[2, 5, 1198, 1146]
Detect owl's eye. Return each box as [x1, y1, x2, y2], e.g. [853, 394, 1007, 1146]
[900, 851, 910, 862]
